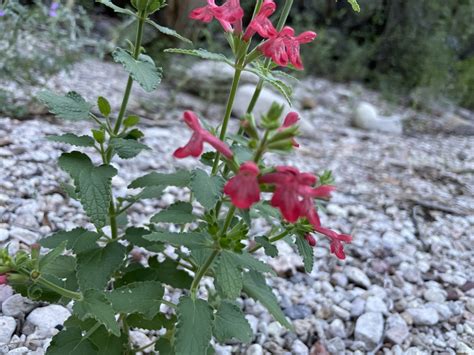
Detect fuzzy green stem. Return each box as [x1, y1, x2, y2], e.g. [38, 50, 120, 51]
[248, 229, 290, 253]
[36, 275, 83, 301]
[190, 249, 220, 299]
[113, 12, 146, 134]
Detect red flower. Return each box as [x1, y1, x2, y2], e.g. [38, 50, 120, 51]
[243, 0, 277, 41]
[224, 162, 260, 209]
[279, 111, 300, 147]
[0, 274, 7, 285]
[189, 0, 243, 32]
[173, 111, 233, 160]
[314, 226, 352, 260]
[305, 234, 316, 247]
[259, 26, 317, 69]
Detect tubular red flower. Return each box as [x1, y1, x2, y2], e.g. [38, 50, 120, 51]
[313, 225, 352, 260]
[243, 0, 277, 41]
[224, 161, 261, 209]
[0, 274, 7, 285]
[305, 234, 316, 247]
[280, 111, 300, 147]
[189, 0, 243, 32]
[259, 26, 317, 69]
[173, 111, 233, 160]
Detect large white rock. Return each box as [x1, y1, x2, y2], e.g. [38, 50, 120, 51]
[2, 294, 36, 317]
[26, 305, 71, 337]
[353, 102, 403, 134]
[354, 312, 384, 350]
[0, 316, 16, 345]
[233, 85, 294, 120]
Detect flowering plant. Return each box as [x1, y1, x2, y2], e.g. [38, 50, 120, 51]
[1, 0, 357, 353]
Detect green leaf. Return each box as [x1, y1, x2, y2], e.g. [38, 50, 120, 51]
[347, 0, 361, 12]
[95, 0, 136, 16]
[129, 170, 191, 188]
[73, 289, 120, 336]
[38, 241, 67, 271]
[164, 48, 233, 65]
[110, 137, 151, 159]
[46, 327, 97, 355]
[295, 236, 314, 273]
[245, 66, 293, 105]
[190, 169, 224, 210]
[155, 338, 174, 354]
[149, 258, 193, 289]
[255, 236, 278, 257]
[146, 19, 192, 44]
[144, 231, 212, 249]
[47, 134, 95, 147]
[175, 297, 213, 355]
[97, 96, 111, 117]
[106, 281, 164, 318]
[123, 227, 159, 249]
[58, 151, 93, 180]
[214, 252, 242, 299]
[40, 228, 100, 254]
[89, 326, 126, 355]
[230, 252, 275, 275]
[151, 202, 196, 224]
[76, 242, 126, 291]
[113, 48, 163, 92]
[41, 255, 78, 295]
[243, 271, 292, 329]
[126, 313, 175, 330]
[213, 301, 252, 343]
[37, 91, 92, 121]
[123, 115, 140, 127]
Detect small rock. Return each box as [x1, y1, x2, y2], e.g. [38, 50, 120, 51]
[284, 305, 312, 320]
[326, 337, 346, 353]
[0, 316, 16, 345]
[332, 305, 351, 320]
[215, 344, 232, 355]
[457, 342, 474, 354]
[329, 319, 346, 338]
[26, 305, 71, 337]
[7, 347, 30, 355]
[353, 102, 403, 134]
[0, 228, 9, 242]
[129, 330, 152, 352]
[351, 298, 366, 318]
[326, 204, 348, 218]
[267, 321, 283, 338]
[404, 348, 430, 355]
[423, 288, 447, 303]
[406, 307, 439, 325]
[365, 296, 388, 314]
[344, 267, 371, 289]
[466, 298, 474, 313]
[245, 315, 259, 335]
[246, 344, 263, 355]
[0, 285, 14, 305]
[354, 312, 384, 350]
[331, 273, 348, 288]
[385, 314, 409, 345]
[9, 226, 38, 245]
[291, 339, 309, 355]
[2, 294, 37, 317]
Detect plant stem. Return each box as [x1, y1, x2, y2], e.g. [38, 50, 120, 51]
[34, 274, 83, 301]
[190, 248, 220, 299]
[113, 12, 146, 134]
[160, 299, 177, 309]
[248, 229, 290, 253]
[211, 65, 243, 175]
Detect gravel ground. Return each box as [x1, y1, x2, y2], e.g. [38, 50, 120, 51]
[0, 59, 473, 355]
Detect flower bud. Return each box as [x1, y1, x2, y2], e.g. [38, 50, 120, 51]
[304, 234, 316, 247]
[92, 129, 106, 144]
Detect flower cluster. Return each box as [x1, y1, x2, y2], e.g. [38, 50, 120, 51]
[190, 0, 317, 69]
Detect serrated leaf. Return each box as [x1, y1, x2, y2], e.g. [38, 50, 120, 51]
[155, 338, 174, 354]
[149, 258, 193, 289]
[245, 66, 293, 105]
[229, 252, 275, 275]
[110, 137, 151, 159]
[38, 241, 67, 271]
[146, 19, 192, 44]
[126, 313, 175, 330]
[164, 48, 233, 65]
[295, 236, 314, 273]
[58, 151, 93, 180]
[76, 242, 126, 291]
[347, 0, 361, 12]
[89, 326, 126, 355]
[175, 297, 213, 355]
[97, 96, 111, 117]
[144, 231, 213, 249]
[95, 0, 136, 16]
[37, 91, 92, 121]
[40, 228, 100, 254]
[213, 301, 252, 343]
[190, 169, 224, 210]
[129, 170, 191, 188]
[78, 164, 117, 227]
[113, 48, 163, 92]
[214, 252, 242, 299]
[47, 134, 95, 147]
[242, 271, 292, 329]
[73, 289, 120, 336]
[123, 227, 158, 249]
[151, 202, 196, 224]
[106, 281, 164, 319]
[255, 236, 278, 257]
[46, 327, 97, 355]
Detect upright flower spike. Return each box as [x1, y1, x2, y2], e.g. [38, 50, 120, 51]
[280, 112, 300, 147]
[259, 26, 317, 70]
[189, 0, 243, 32]
[243, 0, 277, 41]
[224, 162, 261, 209]
[173, 111, 233, 160]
